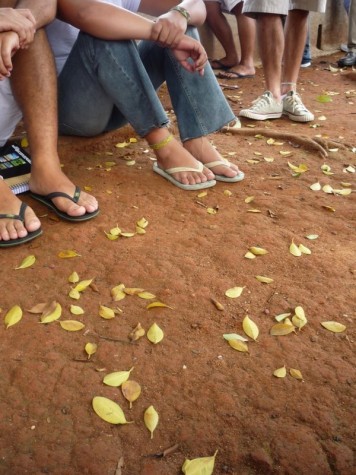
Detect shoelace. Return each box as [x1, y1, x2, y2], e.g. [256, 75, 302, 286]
[250, 94, 273, 111]
[285, 93, 308, 113]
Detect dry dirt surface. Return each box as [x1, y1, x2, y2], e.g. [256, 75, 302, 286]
[0, 52, 355, 475]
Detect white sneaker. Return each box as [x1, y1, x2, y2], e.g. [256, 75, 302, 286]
[282, 91, 314, 122]
[340, 43, 349, 53]
[239, 91, 283, 120]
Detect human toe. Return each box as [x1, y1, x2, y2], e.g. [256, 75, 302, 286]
[203, 168, 216, 181]
[78, 192, 99, 213]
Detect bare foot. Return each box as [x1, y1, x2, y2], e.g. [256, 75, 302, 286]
[210, 58, 238, 70]
[0, 180, 41, 242]
[150, 136, 215, 186]
[29, 167, 98, 219]
[183, 137, 243, 180]
[218, 64, 255, 79]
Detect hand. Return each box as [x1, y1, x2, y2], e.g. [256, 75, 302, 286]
[0, 31, 20, 79]
[170, 35, 208, 76]
[150, 10, 188, 48]
[0, 8, 36, 48]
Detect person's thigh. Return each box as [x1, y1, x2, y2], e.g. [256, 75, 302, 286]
[290, 0, 327, 12]
[58, 33, 126, 136]
[243, 0, 289, 17]
[204, 0, 222, 4]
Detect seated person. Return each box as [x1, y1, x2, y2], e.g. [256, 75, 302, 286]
[0, 0, 99, 248]
[49, 0, 244, 191]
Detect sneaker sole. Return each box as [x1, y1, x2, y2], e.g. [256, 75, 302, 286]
[283, 112, 314, 122]
[239, 111, 282, 120]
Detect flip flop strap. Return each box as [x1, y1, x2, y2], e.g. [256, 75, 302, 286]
[44, 186, 81, 204]
[0, 201, 27, 223]
[164, 162, 204, 175]
[204, 160, 231, 170]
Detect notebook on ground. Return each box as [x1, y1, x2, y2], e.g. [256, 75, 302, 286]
[0, 143, 31, 195]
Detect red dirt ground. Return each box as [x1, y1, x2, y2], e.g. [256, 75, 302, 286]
[0, 51, 355, 475]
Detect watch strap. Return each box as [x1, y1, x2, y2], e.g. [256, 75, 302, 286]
[170, 6, 191, 23]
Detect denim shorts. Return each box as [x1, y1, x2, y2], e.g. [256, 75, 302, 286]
[243, 0, 327, 17]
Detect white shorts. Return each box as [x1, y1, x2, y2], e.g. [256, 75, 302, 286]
[0, 79, 22, 147]
[204, 0, 242, 13]
[243, 0, 327, 17]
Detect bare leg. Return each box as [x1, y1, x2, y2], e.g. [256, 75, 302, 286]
[228, 2, 256, 76]
[257, 13, 284, 100]
[11, 29, 98, 217]
[281, 9, 309, 95]
[205, 1, 238, 68]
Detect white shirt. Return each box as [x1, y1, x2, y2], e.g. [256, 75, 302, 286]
[0, 0, 141, 145]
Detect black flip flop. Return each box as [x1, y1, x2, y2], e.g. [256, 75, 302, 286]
[30, 186, 100, 222]
[0, 202, 42, 247]
[216, 70, 255, 80]
[210, 59, 237, 71]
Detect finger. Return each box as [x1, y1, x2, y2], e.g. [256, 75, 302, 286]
[18, 9, 36, 27]
[0, 55, 11, 77]
[179, 59, 195, 73]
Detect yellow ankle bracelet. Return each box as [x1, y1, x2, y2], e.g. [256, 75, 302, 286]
[150, 134, 174, 151]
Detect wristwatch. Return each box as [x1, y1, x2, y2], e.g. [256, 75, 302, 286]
[170, 6, 191, 24]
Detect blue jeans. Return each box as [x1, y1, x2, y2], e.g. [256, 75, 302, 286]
[302, 31, 311, 63]
[58, 27, 235, 141]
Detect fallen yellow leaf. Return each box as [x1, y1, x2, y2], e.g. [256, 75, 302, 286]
[122, 380, 141, 408]
[270, 323, 295, 336]
[289, 241, 302, 257]
[15, 254, 36, 269]
[146, 301, 173, 309]
[290, 368, 303, 380]
[99, 305, 115, 320]
[321, 321, 346, 333]
[273, 366, 287, 378]
[225, 286, 245, 298]
[41, 302, 62, 323]
[228, 339, 249, 352]
[137, 291, 156, 300]
[249, 246, 268, 255]
[85, 342, 97, 359]
[144, 405, 159, 439]
[242, 315, 259, 341]
[59, 320, 85, 331]
[147, 322, 164, 344]
[182, 451, 218, 475]
[129, 323, 145, 341]
[92, 396, 132, 424]
[4, 305, 22, 329]
[58, 250, 81, 258]
[255, 275, 274, 284]
[103, 368, 134, 387]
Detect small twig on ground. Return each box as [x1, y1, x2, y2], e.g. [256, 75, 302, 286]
[223, 127, 329, 158]
[267, 291, 277, 303]
[145, 443, 180, 459]
[93, 332, 130, 344]
[115, 456, 124, 475]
